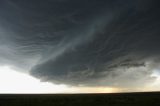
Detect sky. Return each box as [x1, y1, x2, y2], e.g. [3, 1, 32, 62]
[0, 0, 160, 93]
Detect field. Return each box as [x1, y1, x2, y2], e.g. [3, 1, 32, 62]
[0, 92, 160, 106]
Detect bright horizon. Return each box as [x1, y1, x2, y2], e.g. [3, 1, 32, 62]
[0, 65, 160, 94]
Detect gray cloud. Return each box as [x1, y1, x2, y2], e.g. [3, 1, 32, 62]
[0, 0, 160, 87]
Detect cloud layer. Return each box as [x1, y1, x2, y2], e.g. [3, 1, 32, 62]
[0, 0, 160, 88]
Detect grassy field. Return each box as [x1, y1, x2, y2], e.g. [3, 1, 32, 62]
[0, 92, 160, 106]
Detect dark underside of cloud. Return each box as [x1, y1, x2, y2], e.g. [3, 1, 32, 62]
[0, 0, 160, 87]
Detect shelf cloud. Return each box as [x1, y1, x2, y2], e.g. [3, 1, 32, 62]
[0, 0, 160, 88]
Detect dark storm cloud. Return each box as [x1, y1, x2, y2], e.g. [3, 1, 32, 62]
[0, 0, 160, 87]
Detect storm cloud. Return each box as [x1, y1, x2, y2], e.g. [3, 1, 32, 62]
[0, 0, 160, 87]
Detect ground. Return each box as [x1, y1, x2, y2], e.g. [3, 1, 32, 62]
[0, 92, 160, 106]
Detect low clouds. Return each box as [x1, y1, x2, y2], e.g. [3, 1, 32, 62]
[0, 0, 160, 88]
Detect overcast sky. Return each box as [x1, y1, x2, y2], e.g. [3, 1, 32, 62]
[0, 0, 160, 93]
